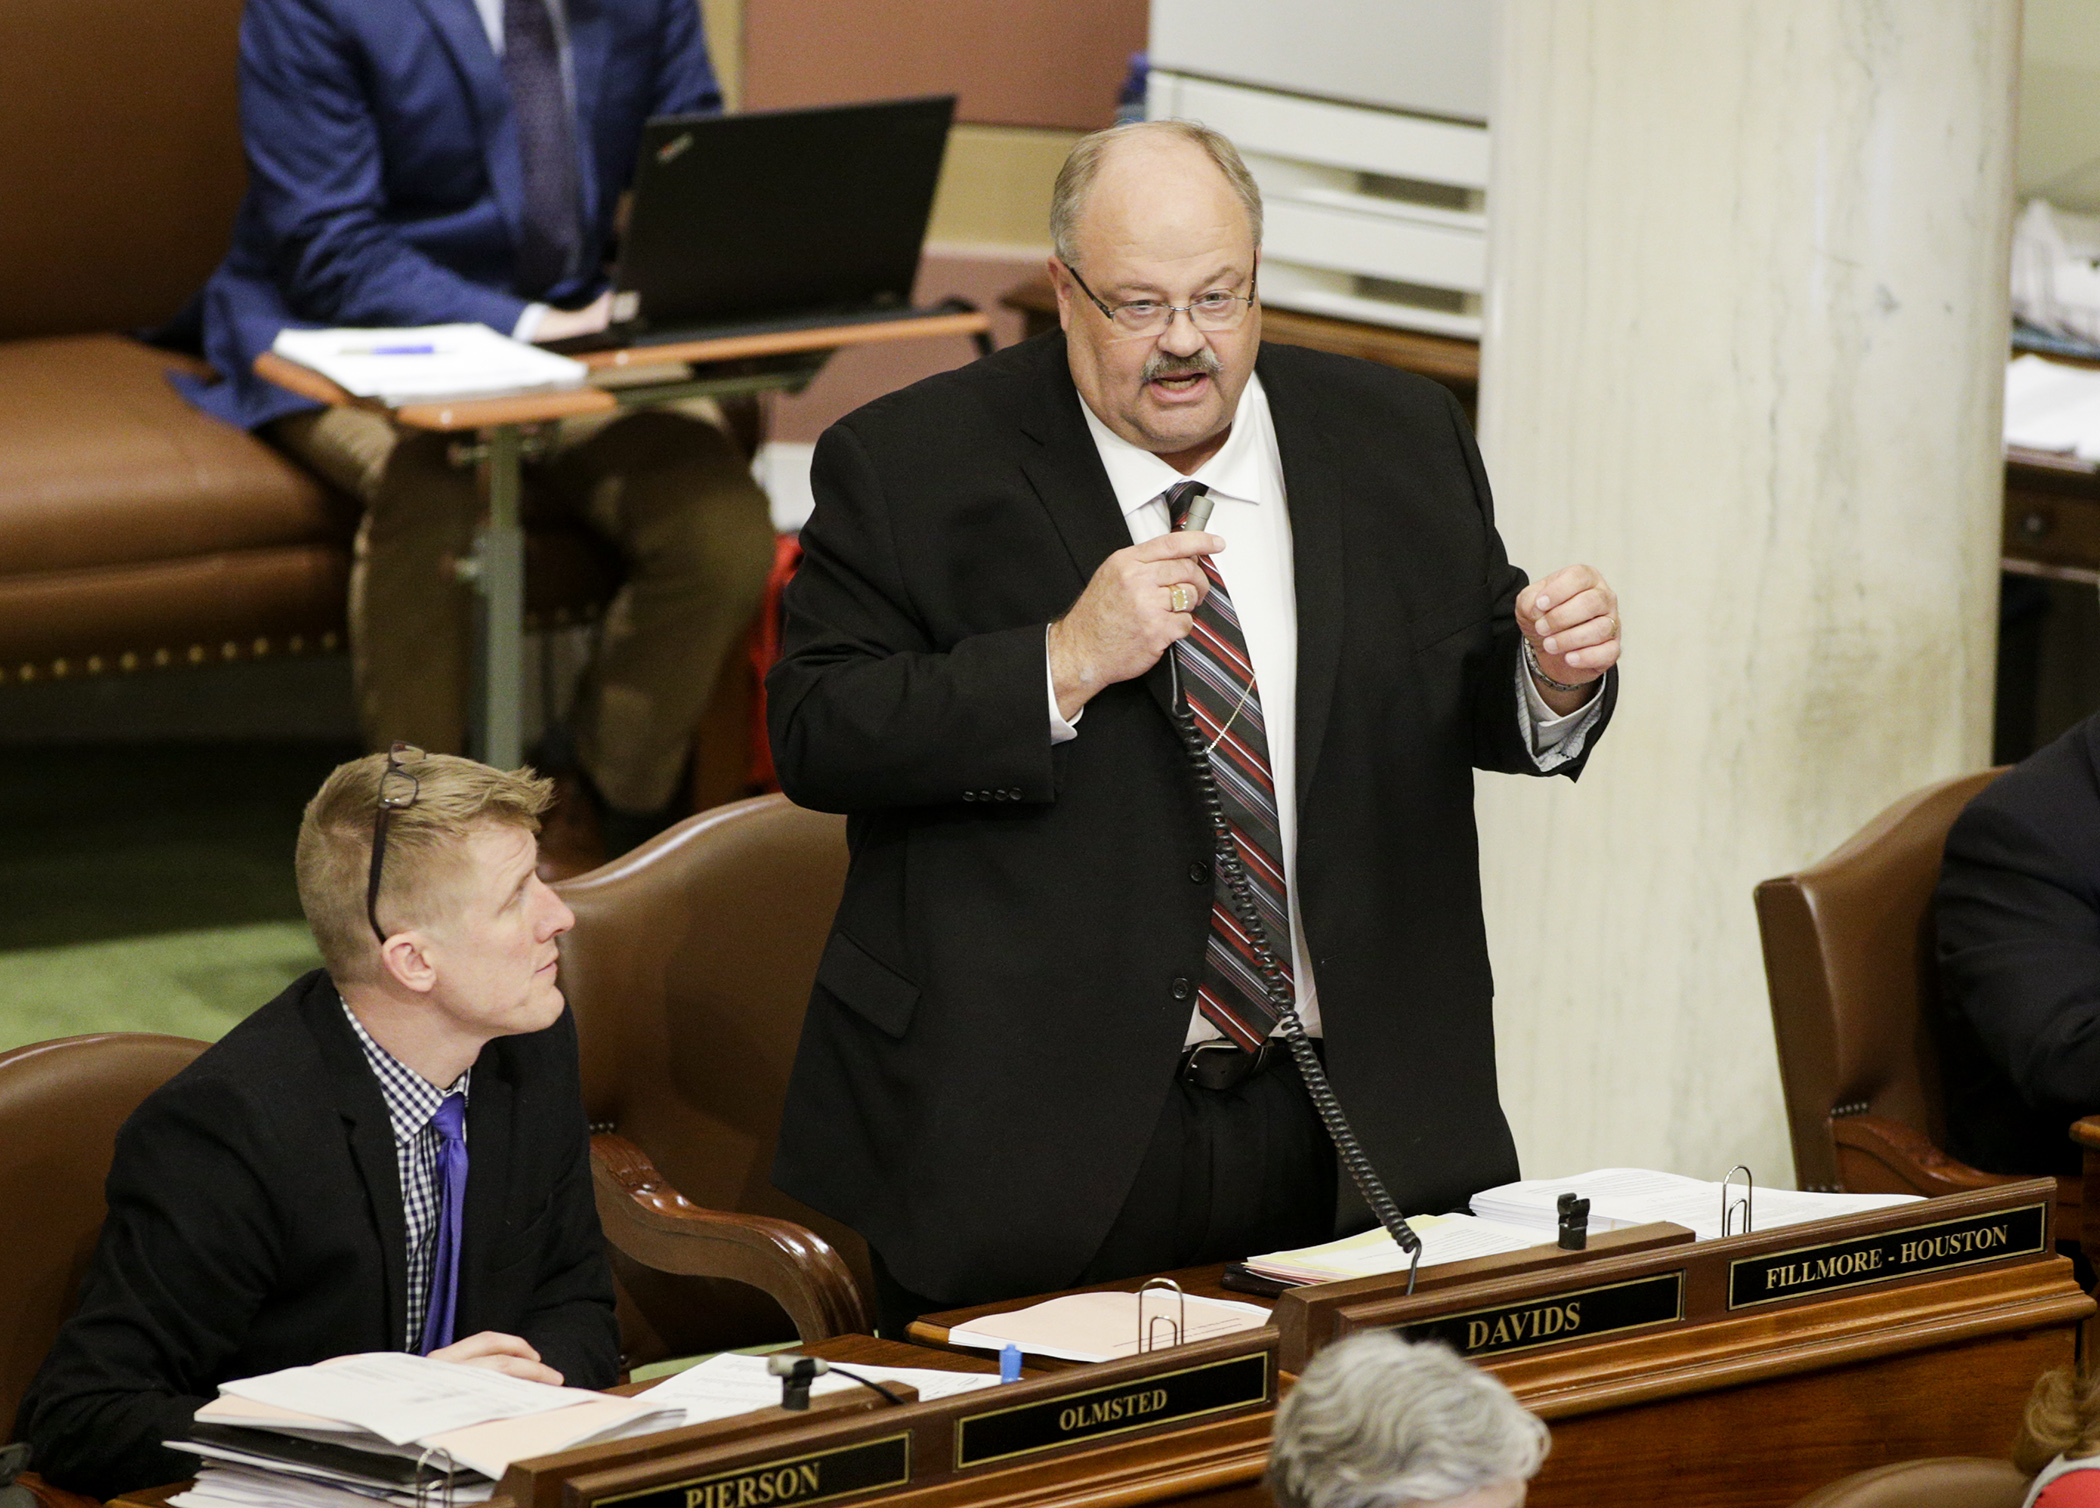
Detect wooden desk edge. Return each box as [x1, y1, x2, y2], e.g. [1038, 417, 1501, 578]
[578, 310, 991, 371]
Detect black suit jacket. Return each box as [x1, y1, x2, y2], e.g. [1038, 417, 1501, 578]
[15, 970, 617, 1497]
[766, 332, 1617, 1304]
[1935, 713, 2100, 1177]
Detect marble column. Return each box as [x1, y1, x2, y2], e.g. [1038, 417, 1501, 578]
[1475, 2, 2020, 1185]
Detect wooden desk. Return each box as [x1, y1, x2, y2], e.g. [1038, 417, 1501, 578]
[256, 309, 992, 766]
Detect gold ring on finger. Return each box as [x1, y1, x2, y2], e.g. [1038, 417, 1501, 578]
[1168, 584, 1196, 614]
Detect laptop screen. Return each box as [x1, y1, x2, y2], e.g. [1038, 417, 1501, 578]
[617, 95, 957, 332]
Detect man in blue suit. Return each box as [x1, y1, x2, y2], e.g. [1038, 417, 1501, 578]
[180, 0, 774, 864]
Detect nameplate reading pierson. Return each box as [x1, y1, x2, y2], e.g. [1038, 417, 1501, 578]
[594, 1434, 911, 1508]
[953, 1351, 1270, 1469]
[1396, 1272, 1686, 1361]
[1726, 1201, 2048, 1309]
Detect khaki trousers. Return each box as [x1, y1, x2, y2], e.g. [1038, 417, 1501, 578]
[269, 404, 775, 813]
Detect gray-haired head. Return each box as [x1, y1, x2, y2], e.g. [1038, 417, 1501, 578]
[1266, 1334, 1549, 1508]
[1048, 119, 1264, 267]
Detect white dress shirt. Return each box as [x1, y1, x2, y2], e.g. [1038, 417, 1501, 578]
[1049, 374, 1603, 1046]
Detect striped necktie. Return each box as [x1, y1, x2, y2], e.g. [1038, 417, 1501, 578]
[1168, 480, 1291, 1050]
[503, 0, 583, 296]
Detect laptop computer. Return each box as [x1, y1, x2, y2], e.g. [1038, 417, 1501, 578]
[554, 95, 958, 353]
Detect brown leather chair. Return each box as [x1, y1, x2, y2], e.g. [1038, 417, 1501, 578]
[555, 793, 868, 1367]
[1753, 769, 2080, 1238]
[1787, 1458, 2029, 1508]
[0, 1033, 209, 1507]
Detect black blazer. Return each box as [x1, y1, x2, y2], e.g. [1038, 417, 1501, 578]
[1935, 712, 2100, 1177]
[766, 332, 1615, 1304]
[16, 970, 617, 1498]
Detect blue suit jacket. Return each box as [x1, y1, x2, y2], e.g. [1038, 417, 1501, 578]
[180, 0, 719, 430]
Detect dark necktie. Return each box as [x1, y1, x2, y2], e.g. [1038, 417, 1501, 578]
[502, 0, 582, 297]
[418, 1092, 468, 1354]
[1168, 480, 1291, 1050]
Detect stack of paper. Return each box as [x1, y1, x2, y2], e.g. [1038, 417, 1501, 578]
[946, 1291, 1270, 1363]
[1470, 1168, 1920, 1243]
[272, 323, 589, 406]
[2005, 353, 2100, 463]
[168, 1352, 682, 1505]
[1245, 1212, 1552, 1286]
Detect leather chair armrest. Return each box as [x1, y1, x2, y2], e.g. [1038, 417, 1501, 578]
[15, 1471, 105, 1508]
[1831, 1113, 2020, 1195]
[1836, 1115, 2081, 1246]
[589, 1132, 868, 1342]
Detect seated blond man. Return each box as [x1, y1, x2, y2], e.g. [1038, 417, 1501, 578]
[15, 750, 616, 1498]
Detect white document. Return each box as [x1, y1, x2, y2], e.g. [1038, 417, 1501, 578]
[217, 1351, 628, 1446]
[1247, 1212, 1550, 1285]
[272, 323, 588, 406]
[171, 1462, 496, 1508]
[1470, 1168, 1919, 1243]
[639, 1351, 997, 1426]
[947, 1291, 1271, 1364]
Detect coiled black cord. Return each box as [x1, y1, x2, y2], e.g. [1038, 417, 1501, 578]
[1169, 682, 1424, 1287]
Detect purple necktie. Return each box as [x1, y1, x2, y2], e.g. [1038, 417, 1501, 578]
[418, 1092, 468, 1354]
[503, 0, 582, 296]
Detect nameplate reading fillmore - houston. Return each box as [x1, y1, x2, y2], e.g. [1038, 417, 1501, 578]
[597, 1433, 911, 1508]
[1726, 1201, 2048, 1309]
[953, 1351, 1271, 1469]
[1397, 1271, 1686, 1361]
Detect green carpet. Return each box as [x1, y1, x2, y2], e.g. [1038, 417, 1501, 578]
[0, 741, 356, 1051]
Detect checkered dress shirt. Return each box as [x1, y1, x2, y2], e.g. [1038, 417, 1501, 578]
[340, 999, 471, 1350]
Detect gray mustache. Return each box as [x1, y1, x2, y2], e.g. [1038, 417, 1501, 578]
[1141, 349, 1223, 382]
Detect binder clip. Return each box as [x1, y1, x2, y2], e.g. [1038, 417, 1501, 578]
[1136, 1276, 1186, 1354]
[1721, 1164, 1755, 1236]
[1556, 1192, 1590, 1250]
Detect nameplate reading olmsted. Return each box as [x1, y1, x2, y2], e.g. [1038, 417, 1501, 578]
[595, 1434, 911, 1508]
[1396, 1272, 1685, 1361]
[953, 1352, 1270, 1469]
[1726, 1202, 2048, 1309]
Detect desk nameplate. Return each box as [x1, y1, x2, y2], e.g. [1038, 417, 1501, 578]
[591, 1432, 911, 1508]
[1727, 1202, 2050, 1309]
[1395, 1271, 1686, 1361]
[953, 1351, 1271, 1469]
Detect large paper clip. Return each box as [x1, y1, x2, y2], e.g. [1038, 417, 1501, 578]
[1136, 1276, 1186, 1354]
[1720, 1164, 1755, 1236]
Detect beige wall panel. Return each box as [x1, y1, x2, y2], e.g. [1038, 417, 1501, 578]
[1476, 2, 2018, 1188]
[741, 0, 1142, 129]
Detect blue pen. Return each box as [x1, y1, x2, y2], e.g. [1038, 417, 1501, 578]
[369, 343, 437, 355]
[999, 1343, 1022, 1384]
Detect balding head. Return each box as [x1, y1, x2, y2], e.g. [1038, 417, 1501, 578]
[1050, 121, 1263, 267]
[1048, 122, 1265, 472]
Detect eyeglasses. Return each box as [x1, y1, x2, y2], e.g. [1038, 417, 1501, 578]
[1064, 264, 1257, 338]
[366, 742, 424, 946]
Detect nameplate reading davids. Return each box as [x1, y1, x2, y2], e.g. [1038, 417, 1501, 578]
[595, 1433, 911, 1508]
[1397, 1271, 1686, 1361]
[1727, 1201, 2048, 1309]
[954, 1351, 1270, 1469]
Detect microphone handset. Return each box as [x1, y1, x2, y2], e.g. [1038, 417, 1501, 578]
[767, 1352, 906, 1410]
[1169, 486, 1425, 1292]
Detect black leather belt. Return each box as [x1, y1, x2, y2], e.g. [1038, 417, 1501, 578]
[1177, 1039, 1282, 1092]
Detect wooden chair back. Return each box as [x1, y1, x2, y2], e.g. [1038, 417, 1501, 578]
[555, 794, 858, 1364]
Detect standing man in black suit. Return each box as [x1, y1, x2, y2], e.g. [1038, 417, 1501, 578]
[16, 750, 616, 1498]
[767, 121, 1623, 1334]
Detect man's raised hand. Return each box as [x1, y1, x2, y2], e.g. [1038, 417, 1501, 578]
[1047, 531, 1222, 721]
[1520, 564, 1620, 716]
